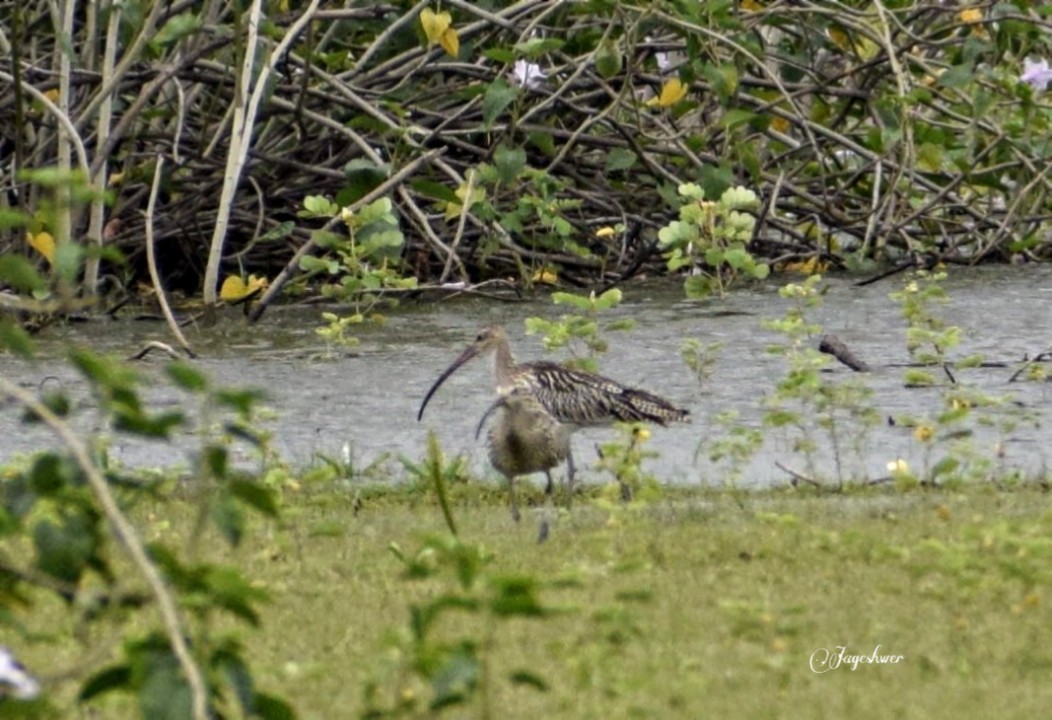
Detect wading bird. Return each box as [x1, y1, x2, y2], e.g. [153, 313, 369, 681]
[418, 325, 690, 491]
[474, 389, 572, 533]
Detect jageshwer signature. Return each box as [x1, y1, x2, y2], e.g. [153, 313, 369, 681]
[810, 645, 905, 673]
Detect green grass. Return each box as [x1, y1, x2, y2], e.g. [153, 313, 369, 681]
[19, 482, 1052, 719]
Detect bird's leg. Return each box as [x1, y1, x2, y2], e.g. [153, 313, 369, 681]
[537, 471, 554, 544]
[508, 478, 521, 523]
[564, 450, 576, 509]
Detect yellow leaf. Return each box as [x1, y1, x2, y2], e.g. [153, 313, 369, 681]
[246, 274, 269, 293]
[43, 88, 60, 103]
[741, 0, 764, 10]
[781, 256, 827, 275]
[439, 27, 459, 57]
[420, 7, 451, 45]
[827, 27, 851, 51]
[770, 116, 790, 133]
[959, 8, 982, 23]
[595, 226, 616, 238]
[444, 184, 485, 220]
[27, 231, 55, 264]
[531, 267, 558, 285]
[108, 170, 125, 187]
[220, 276, 249, 301]
[648, 78, 688, 108]
[913, 424, 934, 443]
[221, 274, 269, 302]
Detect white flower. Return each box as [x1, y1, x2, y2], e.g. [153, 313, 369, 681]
[1020, 58, 1052, 92]
[0, 646, 41, 700]
[511, 60, 546, 89]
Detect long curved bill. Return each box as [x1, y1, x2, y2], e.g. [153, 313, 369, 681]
[416, 343, 483, 421]
[474, 396, 506, 440]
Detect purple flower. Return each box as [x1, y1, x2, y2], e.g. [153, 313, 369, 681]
[1020, 58, 1052, 92]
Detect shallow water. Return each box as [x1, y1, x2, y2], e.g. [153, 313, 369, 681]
[3, 265, 1051, 487]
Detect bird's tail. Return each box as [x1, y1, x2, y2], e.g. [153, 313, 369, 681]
[612, 388, 690, 426]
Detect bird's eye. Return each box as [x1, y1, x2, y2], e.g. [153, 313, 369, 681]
[476, 331, 487, 341]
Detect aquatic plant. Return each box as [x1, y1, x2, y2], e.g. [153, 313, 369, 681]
[762, 275, 880, 488]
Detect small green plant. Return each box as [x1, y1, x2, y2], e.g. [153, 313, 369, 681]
[680, 337, 722, 387]
[886, 271, 1037, 487]
[888, 269, 974, 386]
[466, 151, 591, 263]
[298, 196, 417, 343]
[762, 275, 879, 487]
[364, 435, 557, 717]
[595, 423, 662, 507]
[525, 288, 632, 372]
[316, 311, 362, 356]
[658, 183, 769, 299]
[705, 410, 764, 490]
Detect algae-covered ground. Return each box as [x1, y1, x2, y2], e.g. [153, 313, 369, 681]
[21, 482, 1052, 719]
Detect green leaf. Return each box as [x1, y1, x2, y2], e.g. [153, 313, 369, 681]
[684, 275, 714, 299]
[300, 195, 339, 218]
[298, 255, 338, 274]
[79, 664, 132, 701]
[410, 178, 461, 204]
[937, 64, 973, 89]
[482, 47, 515, 63]
[551, 292, 592, 310]
[0, 319, 34, 358]
[253, 692, 297, 720]
[430, 647, 479, 709]
[28, 454, 74, 495]
[204, 566, 266, 625]
[604, 148, 637, 172]
[493, 144, 527, 184]
[513, 38, 564, 58]
[528, 131, 556, 156]
[482, 78, 519, 128]
[0, 208, 29, 230]
[259, 221, 294, 242]
[165, 362, 208, 393]
[595, 38, 623, 78]
[508, 669, 549, 691]
[488, 575, 546, 617]
[137, 647, 193, 720]
[214, 388, 264, 415]
[34, 512, 97, 584]
[203, 445, 228, 480]
[149, 12, 202, 52]
[229, 480, 279, 517]
[0, 255, 46, 293]
[593, 288, 622, 311]
[931, 457, 960, 478]
[112, 408, 185, 439]
[720, 108, 757, 130]
[212, 494, 245, 547]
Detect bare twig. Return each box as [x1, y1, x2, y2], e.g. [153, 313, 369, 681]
[144, 156, 196, 358]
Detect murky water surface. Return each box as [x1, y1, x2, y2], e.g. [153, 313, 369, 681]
[3, 265, 1051, 487]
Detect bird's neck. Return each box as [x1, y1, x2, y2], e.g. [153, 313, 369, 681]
[493, 339, 516, 391]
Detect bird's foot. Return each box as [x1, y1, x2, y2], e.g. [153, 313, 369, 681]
[537, 518, 550, 544]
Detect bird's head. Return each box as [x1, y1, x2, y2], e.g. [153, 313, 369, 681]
[417, 325, 508, 421]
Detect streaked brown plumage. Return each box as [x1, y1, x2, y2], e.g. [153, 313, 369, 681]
[418, 325, 690, 428]
[418, 325, 690, 492]
[475, 389, 572, 525]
